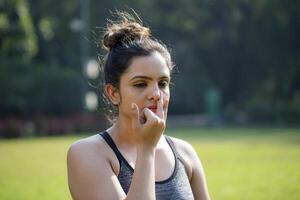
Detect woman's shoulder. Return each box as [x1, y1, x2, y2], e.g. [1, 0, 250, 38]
[166, 135, 201, 179]
[67, 133, 110, 165]
[167, 136, 211, 199]
[69, 133, 104, 152]
[67, 133, 125, 199]
[167, 135, 197, 156]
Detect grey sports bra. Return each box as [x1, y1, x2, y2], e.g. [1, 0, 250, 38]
[99, 131, 194, 200]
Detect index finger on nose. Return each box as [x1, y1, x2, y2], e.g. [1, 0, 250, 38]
[131, 103, 141, 129]
[156, 94, 164, 120]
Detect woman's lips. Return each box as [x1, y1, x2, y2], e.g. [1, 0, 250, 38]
[147, 105, 157, 113]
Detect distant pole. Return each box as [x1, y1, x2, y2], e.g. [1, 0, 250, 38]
[79, 0, 90, 111]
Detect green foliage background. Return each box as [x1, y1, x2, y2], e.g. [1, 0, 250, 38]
[0, 0, 299, 123]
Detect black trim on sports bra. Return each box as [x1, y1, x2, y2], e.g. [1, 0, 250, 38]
[99, 131, 124, 168]
[99, 131, 179, 184]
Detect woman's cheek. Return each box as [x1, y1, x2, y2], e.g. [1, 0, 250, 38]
[163, 93, 170, 107]
[163, 99, 169, 108]
[163, 99, 169, 115]
[163, 88, 169, 105]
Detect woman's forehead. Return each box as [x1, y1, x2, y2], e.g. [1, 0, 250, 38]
[124, 52, 170, 79]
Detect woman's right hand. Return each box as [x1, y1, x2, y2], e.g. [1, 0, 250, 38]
[130, 97, 165, 150]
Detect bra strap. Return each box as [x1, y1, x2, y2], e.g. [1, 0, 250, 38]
[99, 131, 123, 165]
[165, 135, 180, 159]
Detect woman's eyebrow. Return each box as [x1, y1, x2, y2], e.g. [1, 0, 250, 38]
[130, 75, 170, 81]
[130, 75, 152, 81]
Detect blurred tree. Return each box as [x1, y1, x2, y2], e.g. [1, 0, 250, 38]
[0, 0, 299, 125]
[0, 0, 82, 117]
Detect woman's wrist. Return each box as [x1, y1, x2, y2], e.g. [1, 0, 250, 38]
[137, 144, 156, 155]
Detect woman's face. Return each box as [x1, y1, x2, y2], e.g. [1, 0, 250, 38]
[118, 51, 171, 122]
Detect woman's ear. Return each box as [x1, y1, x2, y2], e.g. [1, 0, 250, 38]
[104, 84, 120, 105]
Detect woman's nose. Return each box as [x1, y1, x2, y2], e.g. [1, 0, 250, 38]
[148, 84, 161, 101]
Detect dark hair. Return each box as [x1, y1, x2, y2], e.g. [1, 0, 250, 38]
[101, 11, 174, 122]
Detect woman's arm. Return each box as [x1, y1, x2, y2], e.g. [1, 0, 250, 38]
[67, 100, 165, 200]
[67, 140, 126, 200]
[126, 100, 165, 199]
[67, 138, 158, 200]
[171, 138, 211, 200]
[189, 146, 211, 200]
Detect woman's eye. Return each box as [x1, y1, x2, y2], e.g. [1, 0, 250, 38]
[134, 83, 147, 88]
[159, 81, 169, 88]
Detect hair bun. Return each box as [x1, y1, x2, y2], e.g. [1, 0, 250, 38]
[103, 13, 150, 50]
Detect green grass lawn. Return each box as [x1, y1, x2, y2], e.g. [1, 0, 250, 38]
[0, 128, 299, 200]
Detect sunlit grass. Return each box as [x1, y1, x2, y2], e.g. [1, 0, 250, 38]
[0, 137, 75, 200]
[0, 128, 299, 199]
[169, 128, 300, 200]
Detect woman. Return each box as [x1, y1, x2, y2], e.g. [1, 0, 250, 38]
[67, 11, 210, 200]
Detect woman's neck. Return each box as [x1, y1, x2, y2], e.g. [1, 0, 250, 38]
[107, 115, 138, 146]
[107, 114, 166, 148]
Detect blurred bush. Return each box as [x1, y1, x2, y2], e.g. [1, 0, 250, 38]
[0, 0, 299, 137]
